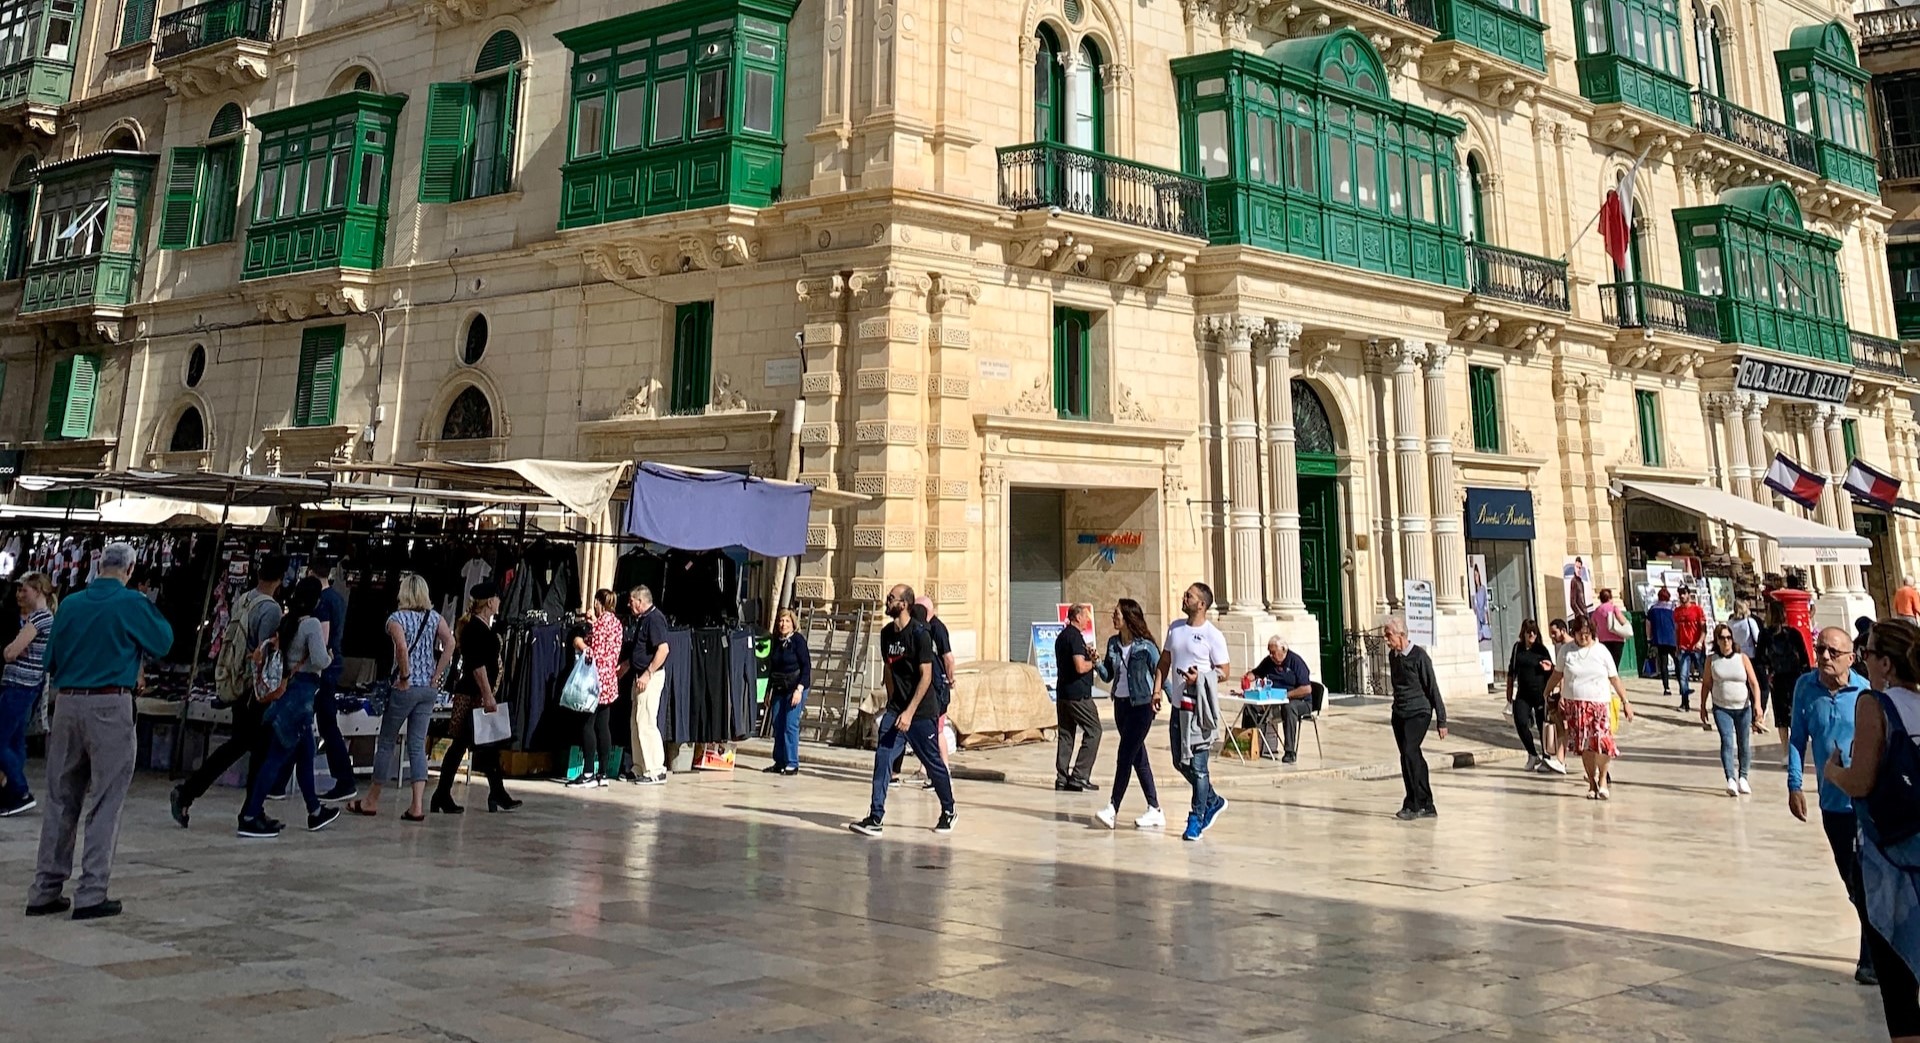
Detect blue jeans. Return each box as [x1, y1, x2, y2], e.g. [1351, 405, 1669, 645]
[869, 709, 954, 820]
[1712, 704, 1753, 779]
[374, 686, 436, 784]
[274, 675, 353, 792]
[1169, 712, 1216, 820]
[0, 682, 37, 797]
[244, 719, 319, 820]
[1678, 650, 1703, 701]
[769, 686, 806, 769]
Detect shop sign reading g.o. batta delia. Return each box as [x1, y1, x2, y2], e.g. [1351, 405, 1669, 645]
[1735, 356, 1851, 405]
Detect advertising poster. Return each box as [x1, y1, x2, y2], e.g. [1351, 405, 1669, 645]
[1563, 556, 1594, 621]
[1469, 554, 1494, 685]
[1404, 579, 1436, 648]
[1055, 603, 1096, 649]
[1031, 622, 1066, 701]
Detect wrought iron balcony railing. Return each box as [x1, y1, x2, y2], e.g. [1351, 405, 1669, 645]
[1352, 0, 1438, 29]
[1693, 91, 1818, 175]
[157, 0, 280, 60]
[1599, 280, 1721, 340]
[1467, 241, 1568, 312]
[1850, 330, 1907, 379]
[1882, 142, 1920, 182]
[996, 143, 1207, 239]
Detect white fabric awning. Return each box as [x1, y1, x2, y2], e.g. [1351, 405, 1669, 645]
[1618, 480, 1872, 567]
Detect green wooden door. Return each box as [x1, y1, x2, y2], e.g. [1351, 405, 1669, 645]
[1298, 470, 1343, 693]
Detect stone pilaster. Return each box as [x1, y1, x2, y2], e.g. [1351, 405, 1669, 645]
[845, 265, 931, 604]
[1798, 403, 1846, 593]
[1708, 391, 1763, 566]
[1822, 407, 1866, 596]
[1262, 319, 1305, 615]
[794, 273, 848, 601]
[925, 271, 980, 628]
[1742, 393, 1779, 575]
[1365, 343, 1400, 613]
[1200, 313, 1269, 619]
[1390, 339, 1433, 586]
[1422, 343, 1464, 609]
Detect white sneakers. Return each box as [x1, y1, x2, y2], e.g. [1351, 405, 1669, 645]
[1523, 755, 1541, 772]
[1726, 777, 1740, 797]
[1737, 776, 1752, 795]
[1135, 807, 1166, 829]
[1095, 804, 1118, 829]
[1542, 757, 1568, 775]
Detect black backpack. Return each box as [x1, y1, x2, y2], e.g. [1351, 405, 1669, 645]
[913, 621, 952, 714]
[1866, 691, 1920, 850]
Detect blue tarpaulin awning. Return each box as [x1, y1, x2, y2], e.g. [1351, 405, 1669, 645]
[623, 461, 866, 557]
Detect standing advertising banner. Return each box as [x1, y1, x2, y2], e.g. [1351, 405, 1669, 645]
[1030, 621, 1066, 701]
[1055, 603, 1096, 649]
[1404, 579, 1436, 648]
[1469, 554, 1493, 685]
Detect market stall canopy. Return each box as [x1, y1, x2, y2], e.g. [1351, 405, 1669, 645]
[97, 496, 271, 527]
[625, 462, 868, 558]
[319, 459, 627, 519]
[28, 469, 568, 513]
[1617, 480, 1872, 566]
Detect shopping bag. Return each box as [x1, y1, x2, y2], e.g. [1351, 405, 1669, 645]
[559, 656, 600, 713]
[472, 705, 513, 746]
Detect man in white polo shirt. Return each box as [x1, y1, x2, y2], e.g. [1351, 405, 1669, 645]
[1156, 582, 1231, 841]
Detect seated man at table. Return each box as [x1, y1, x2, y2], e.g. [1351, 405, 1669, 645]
[1242, 635, 1313, 763]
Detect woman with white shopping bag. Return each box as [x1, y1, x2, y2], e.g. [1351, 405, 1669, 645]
[566, 590, 623, 789]
[430, 582, 520, 813]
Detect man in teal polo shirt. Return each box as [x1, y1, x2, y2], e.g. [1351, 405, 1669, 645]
[1785, 626, 1876, 985]
[25, 542, 172, 922]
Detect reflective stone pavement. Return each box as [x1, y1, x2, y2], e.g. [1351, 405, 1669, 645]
[0, 702, 1889, 1042]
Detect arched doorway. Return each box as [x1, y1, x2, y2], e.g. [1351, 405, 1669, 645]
[1293, 379, 1345, 691]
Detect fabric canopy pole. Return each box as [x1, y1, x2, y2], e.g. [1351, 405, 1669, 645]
[625, 462, 812, 558]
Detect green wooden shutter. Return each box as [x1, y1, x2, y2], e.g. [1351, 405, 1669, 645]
[476, 30, 522, 72]
[670, 302, 714, 414]
[1635, 390, 1662, 467]
[120, 0, 156, 47]
[1052, 307, 1090, 419]
[295, 326, 344, 427]
[1843, 418, 1859, 464]
[493, 69, 519, 196]
[199, 142, 238, 245]
[157, 147, 204, 249]
[418, 82, 474, 204]
[1468, 365, 1500, 453]
[45, 354, 98, 440]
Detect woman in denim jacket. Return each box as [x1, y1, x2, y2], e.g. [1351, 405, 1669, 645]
[1093, 598, 1164, 830]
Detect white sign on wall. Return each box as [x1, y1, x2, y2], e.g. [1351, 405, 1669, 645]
[977, 358, 1011, 381]
[1403, 579, 1436, 649]
[764, 357, 802, 387]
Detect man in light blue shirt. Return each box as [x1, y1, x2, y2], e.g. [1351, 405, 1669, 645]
[1785, 626, 1875, 985]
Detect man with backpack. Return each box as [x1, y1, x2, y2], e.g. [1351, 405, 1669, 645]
[170, 554, 286, 829]
[848, 584, 955, 837]
[1784, 626, 1876, 986]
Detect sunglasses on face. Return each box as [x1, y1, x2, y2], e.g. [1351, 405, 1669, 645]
[1815, 644, 1853, 659]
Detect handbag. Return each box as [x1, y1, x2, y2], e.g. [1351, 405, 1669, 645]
[560, 654, 601, 713]
[472, 704, 513, 746]
[368, 610, 434, 717]
[1607, 607, 1633, 640]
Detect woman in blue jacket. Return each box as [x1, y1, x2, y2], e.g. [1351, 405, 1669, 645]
[1093, 598, 1163, 830]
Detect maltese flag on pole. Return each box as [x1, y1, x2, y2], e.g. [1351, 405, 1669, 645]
[1844, 459, 1901, 511]
[1764, 453, 1826, 510]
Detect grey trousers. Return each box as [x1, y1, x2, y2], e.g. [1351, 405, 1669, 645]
[30, 692, 136, 908]
[1055, 697, 1103, 785]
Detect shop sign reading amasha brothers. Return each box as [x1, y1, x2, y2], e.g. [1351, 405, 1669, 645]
[1735, 356, 1851, 405]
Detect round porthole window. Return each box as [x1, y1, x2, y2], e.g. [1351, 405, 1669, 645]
[462, 314, 488, 365]
[185, 343, 206, 388]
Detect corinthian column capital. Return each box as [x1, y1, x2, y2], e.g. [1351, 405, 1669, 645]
[1257, 319, 1303, 357]
[1422, 341, 1453, 370]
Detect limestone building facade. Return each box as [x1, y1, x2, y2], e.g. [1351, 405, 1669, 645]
[0, 0, 1914, 695]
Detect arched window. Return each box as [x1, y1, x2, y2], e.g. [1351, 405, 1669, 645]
[1033, 26, 1064, 143]
[1070, 39, 1103, 153]
[1693, 3, 1725, 99]
[332, 66, 377, 94]
[1465, 153, 1488, 243]
[1, 156, 35, 280]
[209, 103, 244, 138]
[420, 32, 523, 202]
[441, 386, 494, 441]
[102, 125, 140, 151]
[1292, 380, 1336, 456]
[169, 407, 206, 452]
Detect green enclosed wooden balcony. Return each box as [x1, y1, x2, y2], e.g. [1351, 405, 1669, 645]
[1433, 0, 1546, 72]
[1577, 54, 1693, 127]
[19, 150, 156, 317]
[241, 91, 403, 281]
[1714, 295, 1849, 364]
[1813, 140, 1878, 195]
[0, 0, 85, 131]
[1571, 0, 1693, 127]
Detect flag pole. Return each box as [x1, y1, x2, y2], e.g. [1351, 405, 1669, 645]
[1563, 141, 1657, 263]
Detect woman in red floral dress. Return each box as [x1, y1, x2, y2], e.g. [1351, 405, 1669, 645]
[568, 589, 625, 788]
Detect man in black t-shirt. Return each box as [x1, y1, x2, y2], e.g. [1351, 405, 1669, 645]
[1053, 604, 1102, 790]
[848, 584, 956, 837]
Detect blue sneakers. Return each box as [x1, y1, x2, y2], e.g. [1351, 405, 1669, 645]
[1182, 813, 1204, 841]
[1201, 795, 1229, 832]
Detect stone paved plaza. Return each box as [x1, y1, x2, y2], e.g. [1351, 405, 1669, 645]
[0, 684, 1891, 1043]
